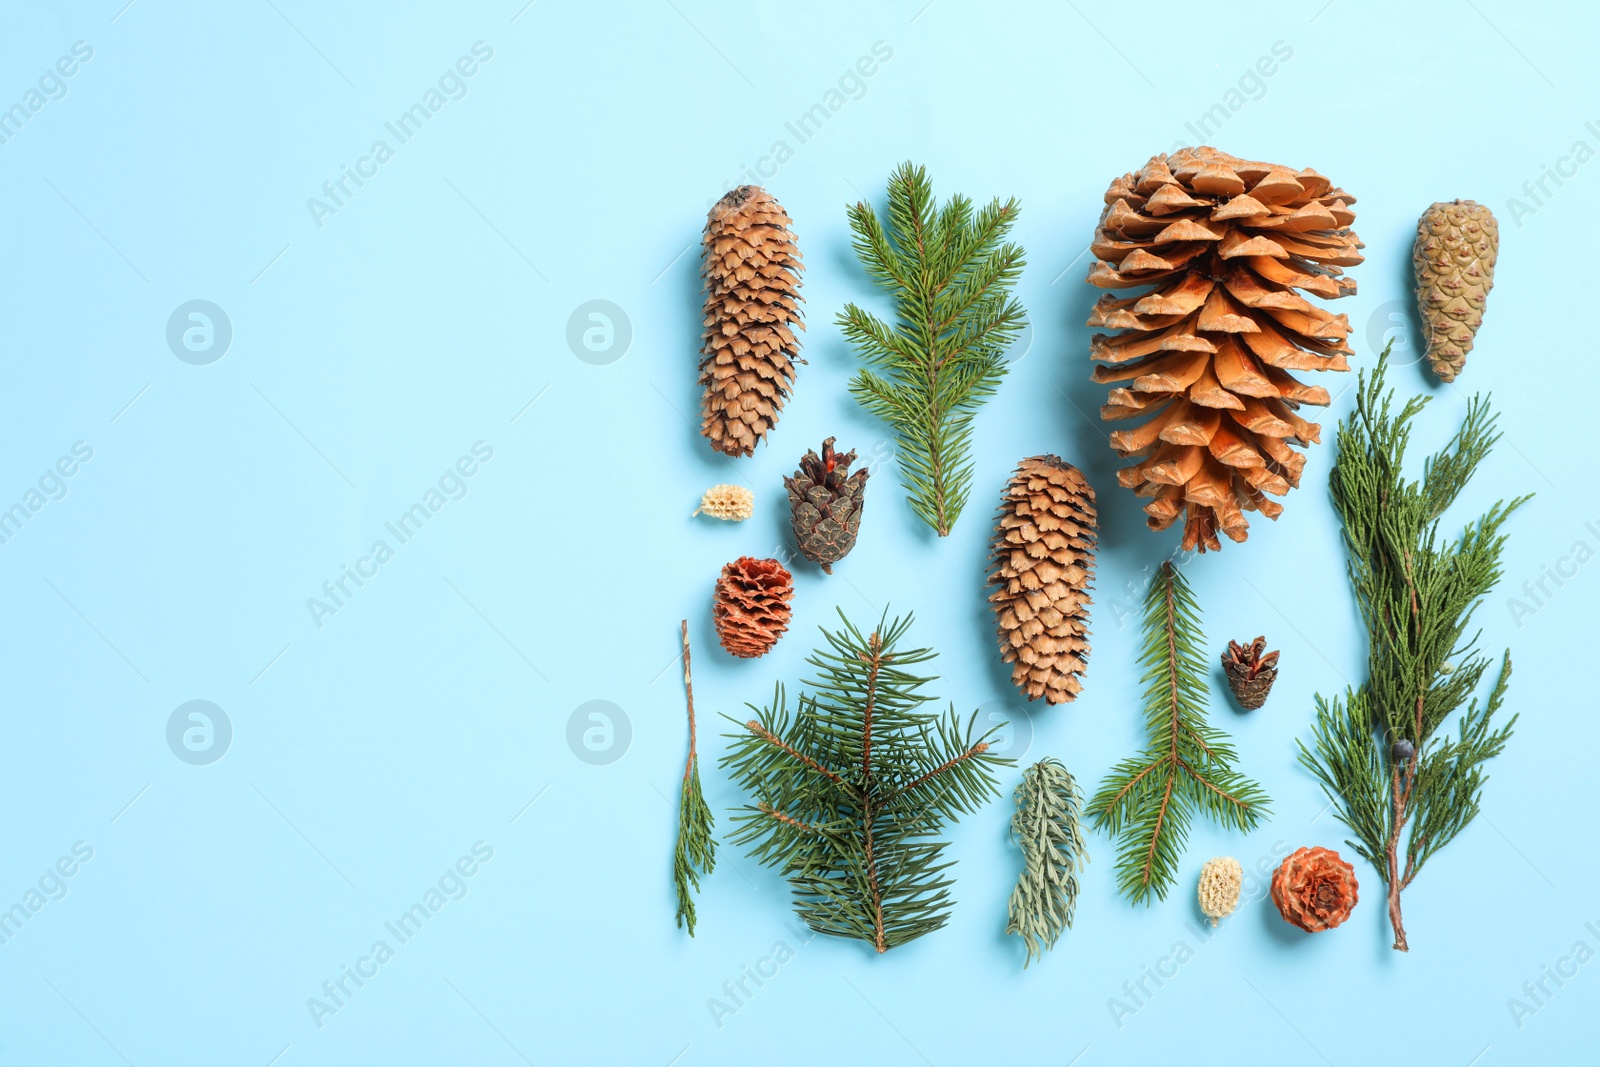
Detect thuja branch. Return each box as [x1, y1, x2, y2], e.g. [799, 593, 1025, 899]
[721, 609, 1010, 951]
[1297, 348, 1527, 951]
[838, 162, 1027, 536]
[1090, 562, 1269, 904]
[673, 621, 716, 936]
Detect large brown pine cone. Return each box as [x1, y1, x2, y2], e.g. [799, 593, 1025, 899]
[785, 438, 869, 574]
[987, 455, 1096, 704]
[699, 186, 804, 457]
[1271, 846, 1358, 932]
[1413, 200, 1498, 383]
[713, 557, 794, 658]
[1086, 146, 1363, 552]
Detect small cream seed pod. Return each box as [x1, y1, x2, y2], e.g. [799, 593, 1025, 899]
[693, 484, 754, 522]
[1197, 856, 1243, 927]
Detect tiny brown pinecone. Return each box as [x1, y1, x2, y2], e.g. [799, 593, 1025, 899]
[1222, 636, 1279, 710]
[987, 456, 1097, 704]
[698, 186, 805, 457]
[1413, 200, 1498, 383]
[1086, 146, 1362, 552]
[713, 557, 794, 658]
[785, 438, 869, 574]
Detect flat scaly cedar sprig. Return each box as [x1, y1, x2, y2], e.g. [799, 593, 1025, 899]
[838, 162, 1027, 536]
[1007, 758, 1088, 966]
[1090, 562, 1270, 904]
[1297, 347, 1528, 951]
[673, 621, 716, 935]
[720, 609, 1011, 952]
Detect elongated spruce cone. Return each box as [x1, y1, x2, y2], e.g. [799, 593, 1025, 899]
[1413, 200, 1498, 383]
[785, 437, 868, 574]
[1222, 636, 1279, 710]
[987, 456, 1096, 704]
[699, 186, 804, 457]
[713, 557, 793, 658]
[1087, 146, 1362, 552]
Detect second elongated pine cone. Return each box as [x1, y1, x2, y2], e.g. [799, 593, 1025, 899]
[987, 456, 1096, 704]
[1087, 146, 1363, 552]
[713, 556, 793, 658]
[1413, 200, 1498, 383]
[698, 186, 804, 457]
[1222, 636, 1279, 710]
[785, 437, 868, 574]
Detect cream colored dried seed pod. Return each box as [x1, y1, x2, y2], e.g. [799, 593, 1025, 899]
[693, 484, 755, 521]
[1198, 856, 1243, 927]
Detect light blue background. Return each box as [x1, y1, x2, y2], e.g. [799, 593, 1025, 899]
[0, 1, 1593, 1064]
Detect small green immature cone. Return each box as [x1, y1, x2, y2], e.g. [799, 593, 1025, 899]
[1413, 200, 1498, 383]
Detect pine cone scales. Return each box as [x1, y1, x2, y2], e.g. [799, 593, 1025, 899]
[1086, 146, 1363, 552]
[1413, 200, 1498, 383]
[785, 438, 869, 573]
[1271, 846, 1359, 933]
[713, 557, 793, 658]
[699, 186, 805, 457]
[988, 456, 1096, 704]
[1222, 636, 1279, 710]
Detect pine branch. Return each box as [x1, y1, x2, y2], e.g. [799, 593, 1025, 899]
[720, 609, 1010, 951]
[673, 621, 716, 936]
[1007, 759, 1087, 966]
[1090, 562, 1269, 904]
[838, 162, 1027, 536]
[1298, 347, 1528, 950]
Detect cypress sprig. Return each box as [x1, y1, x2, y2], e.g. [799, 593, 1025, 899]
[1297, 347, 1528, 950]
[1007, 758, 1088, 966]
[720, 609, 1011, 952]
[1090, 562, 1270, 904]
[673, 620, 716, 936]
[837, 162, 1027, 536]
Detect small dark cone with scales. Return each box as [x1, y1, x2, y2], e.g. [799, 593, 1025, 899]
[1222, 636, 1279, 710]
[987, 456, 1097, 704]
[698, 186, 805, 457]
[785, 437, 869, 574]
[713, 557, 794, 658]
[1413, 200, 1498, 383]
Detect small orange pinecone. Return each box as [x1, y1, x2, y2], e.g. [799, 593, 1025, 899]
[1086, 146, 1363, 552]
[713, 557, 794, 658]
[699, 186, 805, 457]
[1271, 846, 1359, 933]
[987, 455, 1096, 704]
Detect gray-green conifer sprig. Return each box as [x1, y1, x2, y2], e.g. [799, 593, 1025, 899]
[1297, 347, 1528, 950]
[720, 609, 1011, 952]
[1007, 758, 1087, 966]
[1089, 562, 1270, 905]
[837, 162, 1027, 536]
[673, 620, 716, 936]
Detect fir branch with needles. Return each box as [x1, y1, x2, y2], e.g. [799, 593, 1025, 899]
[720, 609, 1011, 952]
[838, 162, 1027, 536]
[1007, 758, 1088, 966]
[1089, 562, 1270, 904]
[673, 620, 716, 936]
[1297, 347, 1529, 951]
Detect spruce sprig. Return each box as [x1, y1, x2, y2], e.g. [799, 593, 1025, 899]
[673, 621, 716, 936]
[838, 162, 1027, 536]
[720, 609, 1010, 952]
[1007, 758, 1087, 966]
[1297, 348, 1528, 950]
[1090, 562, 1270, 904]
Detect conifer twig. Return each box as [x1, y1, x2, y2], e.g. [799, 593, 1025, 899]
[1089, 563, 1269, 904]
[1298, 347, 1527, 950]
[673, 620, 716, 935]
[837, 162, 1027, 536]
[1007, 758, 1087, 966]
